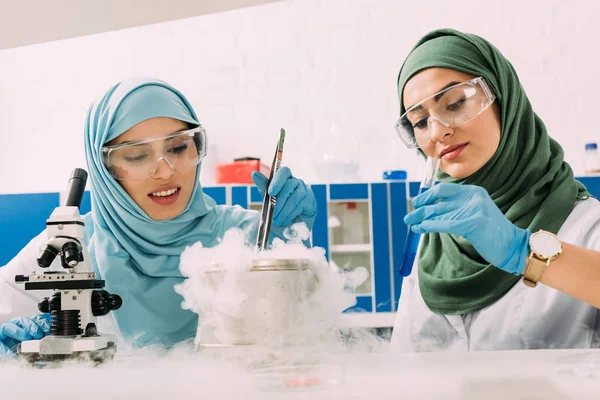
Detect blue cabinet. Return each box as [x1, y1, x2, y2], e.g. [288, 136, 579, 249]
[2, 177, 600, 318]
[0, 193, 60, 266]
[208, 183, 407, 313]
[312, 183, 405, 314]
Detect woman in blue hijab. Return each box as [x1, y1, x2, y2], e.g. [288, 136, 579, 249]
[0, 77, 318, 356]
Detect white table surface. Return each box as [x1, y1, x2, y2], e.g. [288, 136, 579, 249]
[1, 347, 599, 399]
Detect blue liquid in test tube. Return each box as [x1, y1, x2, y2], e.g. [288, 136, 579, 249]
[398, 157, 440, 276]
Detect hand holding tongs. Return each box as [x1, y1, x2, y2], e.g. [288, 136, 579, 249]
[255, 128, 286, 251]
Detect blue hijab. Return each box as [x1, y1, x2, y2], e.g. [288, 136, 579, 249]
[84, 78, 222, 347]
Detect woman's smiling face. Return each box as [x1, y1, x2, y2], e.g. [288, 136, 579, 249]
[105, 117, 197, 220]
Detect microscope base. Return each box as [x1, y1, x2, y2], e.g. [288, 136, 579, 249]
[19, 336, 117, 365]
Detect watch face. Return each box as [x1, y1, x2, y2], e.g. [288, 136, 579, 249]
[530, 231, 561, 258]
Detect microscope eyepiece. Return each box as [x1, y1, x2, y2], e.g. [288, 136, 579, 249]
[64, 168, 88, 208]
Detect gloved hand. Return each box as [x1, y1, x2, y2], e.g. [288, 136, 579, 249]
[252, 167, 318, 231]
[404, 183, 531, 275]
[0, 314, 51, 359]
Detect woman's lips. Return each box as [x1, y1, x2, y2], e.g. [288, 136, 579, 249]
[148, 187, 181, 206]
[441, 144, 467, 160]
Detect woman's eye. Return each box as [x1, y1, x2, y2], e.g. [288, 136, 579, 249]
[413, 118, 429, 130]
[124, 153, 148, 162]
[169, 143, 189, 154]
[447, 98, 466, 111]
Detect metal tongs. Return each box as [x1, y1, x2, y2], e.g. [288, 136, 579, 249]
[255, 128, 286, 251]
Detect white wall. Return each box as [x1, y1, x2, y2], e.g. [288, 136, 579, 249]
[0, 0, 280, 50]
[1, 0, 599, 194]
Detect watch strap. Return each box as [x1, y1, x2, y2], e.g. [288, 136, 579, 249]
[523, 254, 549, 288]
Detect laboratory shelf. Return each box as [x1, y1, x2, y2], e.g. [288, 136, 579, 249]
[330, 244, 372, 253]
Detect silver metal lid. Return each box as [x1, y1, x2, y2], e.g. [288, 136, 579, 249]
[200, 259, 311, 273]
[200, 262, 223, 274]
[250, 258, 310, 271]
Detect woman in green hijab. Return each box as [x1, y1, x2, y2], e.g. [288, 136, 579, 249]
[392, 29, 600, 352]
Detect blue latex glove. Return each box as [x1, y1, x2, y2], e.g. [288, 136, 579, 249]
[0, 314, 51, 359]
[404, 183, 531, 275]
[252, 167, 318, 231]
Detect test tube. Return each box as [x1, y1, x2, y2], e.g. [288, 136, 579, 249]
[418, 156, 441, 194]
[397, 156, 440, 276]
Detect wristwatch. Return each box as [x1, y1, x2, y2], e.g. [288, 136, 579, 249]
[523, 229, 562, 288]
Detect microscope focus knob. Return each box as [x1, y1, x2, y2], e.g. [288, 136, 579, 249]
[38, 292, 61, 314]
[92, 291, 123, 316]
[38, 298, 50, 313]
[108, 294, 123, 311]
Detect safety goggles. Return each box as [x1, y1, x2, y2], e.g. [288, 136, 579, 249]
[394, 77, 496, 149]
[102, 126, 207, 181]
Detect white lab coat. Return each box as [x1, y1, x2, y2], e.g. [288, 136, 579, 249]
[0, 230, 119, 336]
[392, 197, 600, 352]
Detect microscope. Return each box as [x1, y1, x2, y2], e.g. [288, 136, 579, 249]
[15, 168, 122, 364]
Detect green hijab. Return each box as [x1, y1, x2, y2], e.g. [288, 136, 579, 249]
[397, 29, 590, 315]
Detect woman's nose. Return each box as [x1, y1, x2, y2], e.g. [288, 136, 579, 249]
[429, 116, 454, 143]
[151, 157, 176, 180]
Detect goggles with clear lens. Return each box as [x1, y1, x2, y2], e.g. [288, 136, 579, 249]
[102, 126, 207, 181]
[394, 77, 496, 149]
